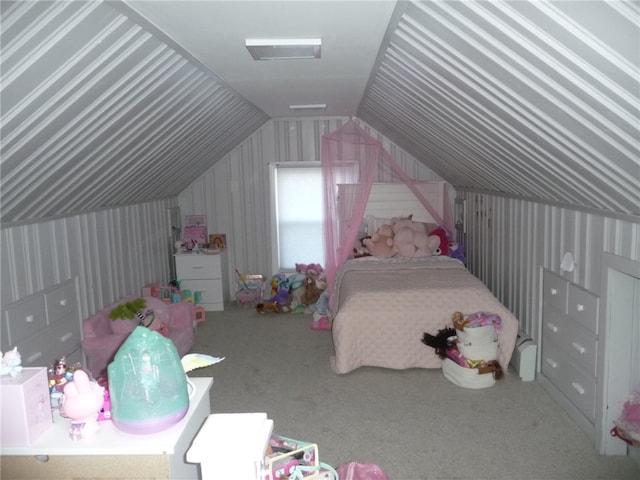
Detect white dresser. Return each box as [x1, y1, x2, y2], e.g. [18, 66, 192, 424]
[1, 279, 83, 369]
[175, 252, 228, 311]
[539, 269, 600, 441]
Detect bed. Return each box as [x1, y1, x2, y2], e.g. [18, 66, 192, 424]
[330, 255, 519, 375]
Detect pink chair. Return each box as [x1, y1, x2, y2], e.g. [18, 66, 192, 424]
[82, 296, 195, 379]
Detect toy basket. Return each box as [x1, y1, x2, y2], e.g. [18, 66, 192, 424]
[262, 434, 337, 479]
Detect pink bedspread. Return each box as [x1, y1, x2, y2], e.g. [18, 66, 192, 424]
[330, 256, 519, 374]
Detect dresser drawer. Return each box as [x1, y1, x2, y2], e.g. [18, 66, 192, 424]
[567, 285, 599, 334]
[543, 270, 568, 313]
[45, 281, 77, 325]
[541, 339, 596, 421]
[180, 279, 223, 305]
[176, 254, 222, 280]
[16, 316, 81, 367]
[1, 296, 47, 351]
[542, 310, 597, 376]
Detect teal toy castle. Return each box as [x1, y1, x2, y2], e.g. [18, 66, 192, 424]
[108, 326, 189, 434]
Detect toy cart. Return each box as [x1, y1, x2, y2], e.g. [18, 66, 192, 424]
[236, 273, 265, 307]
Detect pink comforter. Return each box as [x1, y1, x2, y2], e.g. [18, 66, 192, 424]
[330, 256, 519, 374]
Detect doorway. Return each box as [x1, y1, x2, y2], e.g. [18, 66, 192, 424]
[598, 253, 640, 459]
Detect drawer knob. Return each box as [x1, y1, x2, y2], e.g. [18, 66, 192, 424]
[550, 288, 557, 296]
[571, 342, 586, 354]
[576, 304, 584, 312]
[59, 298, 67, 306]
[193, 266, 205, 269]
[60, 332, 73, 342]
[27, 351, 43, 363]
[546, 322, 559, 333]
[545, 358, 558, 369]
[25, 314, 34, 323]
[572, 382, 585, 395]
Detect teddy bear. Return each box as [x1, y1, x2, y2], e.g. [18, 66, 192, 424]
[362, 224, 394, 257]
[391, 218, 431, 257]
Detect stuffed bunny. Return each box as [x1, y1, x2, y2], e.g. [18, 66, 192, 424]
[62, 369, 105, 439]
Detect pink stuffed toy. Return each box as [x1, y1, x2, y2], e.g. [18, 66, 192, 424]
[391, 218, 432, 257]
[62, 369, 105, 439]
[428, 227, 449, 256]
[362, 224, 394, 257]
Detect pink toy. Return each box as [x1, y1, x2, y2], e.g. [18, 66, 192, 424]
[98, 389, 111, 421]
[428, 227, 449, 256]
[62, 370, 105, 439]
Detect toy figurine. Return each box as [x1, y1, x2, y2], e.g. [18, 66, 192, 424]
[0, 347, 23, 377]
[61, 370, 105, 440]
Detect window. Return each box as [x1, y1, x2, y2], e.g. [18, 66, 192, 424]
[269, 162, 324, 273]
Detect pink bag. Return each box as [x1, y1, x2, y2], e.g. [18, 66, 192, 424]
[336, 462, 390, 480]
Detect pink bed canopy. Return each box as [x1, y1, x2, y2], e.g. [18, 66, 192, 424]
[322, 120, 454, 294]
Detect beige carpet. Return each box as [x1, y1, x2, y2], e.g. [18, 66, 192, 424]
[188, 303, 640, 480]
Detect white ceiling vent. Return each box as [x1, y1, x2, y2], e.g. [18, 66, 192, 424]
[245, 38, 321, 60]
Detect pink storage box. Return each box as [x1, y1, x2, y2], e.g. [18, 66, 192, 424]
[0, 367, 53, 447]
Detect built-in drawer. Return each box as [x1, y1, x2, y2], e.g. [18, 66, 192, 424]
[175, 254, 222, 280]
[543, 270, 568, 313]
[180, 279, 223, 305]
[1, 295, 47, 351]
[45, 280, 77, 325]
[542, 310, 597, 376]
[16, 315, 81, 368]
[541, 339, 596, 422]
[567, 284, 599, 335]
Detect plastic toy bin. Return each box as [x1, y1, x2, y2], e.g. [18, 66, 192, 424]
[237, 274, 264, 307]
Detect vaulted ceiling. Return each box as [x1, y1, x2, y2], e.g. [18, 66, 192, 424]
[1, 0, 638, 225]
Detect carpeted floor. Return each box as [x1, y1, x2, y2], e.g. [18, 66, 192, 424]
[188, 303, 640, 480]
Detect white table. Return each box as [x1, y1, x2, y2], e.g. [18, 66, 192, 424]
[0, 377, 213, 480]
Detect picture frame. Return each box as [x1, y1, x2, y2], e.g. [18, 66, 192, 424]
[183, 225, 207, 249]
[186, 214, 207, 227]
[209, 234, 227, 249]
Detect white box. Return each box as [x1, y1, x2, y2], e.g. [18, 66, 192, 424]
[0, 367, 53, 446]
[186, 412, 274, 480]
[510, 335, 538, 382]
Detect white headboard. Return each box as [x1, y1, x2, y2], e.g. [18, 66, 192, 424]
[362, 182, 444, 223]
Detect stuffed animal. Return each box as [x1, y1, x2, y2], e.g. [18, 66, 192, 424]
[362, 224, 394, 257]
[295, 263, 324, 276]
[300, 273, 325, 307]
[353, 237, 372, 258]
[256, 302, 282, 313]
[428, 227, 449, 256]
[391, 218, 431, 257]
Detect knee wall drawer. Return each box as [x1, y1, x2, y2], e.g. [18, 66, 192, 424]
[543, 270, 569, 313]
[541, 339, 596, 422]
[567, 285, 599, 334]
[1, 280, 81, 369]
[2, 296, 47, 351]
[542, 309, 597, 376]
[44, 281, 77, 325]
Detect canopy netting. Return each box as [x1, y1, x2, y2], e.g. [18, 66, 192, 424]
[322, 120, 454, 295]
